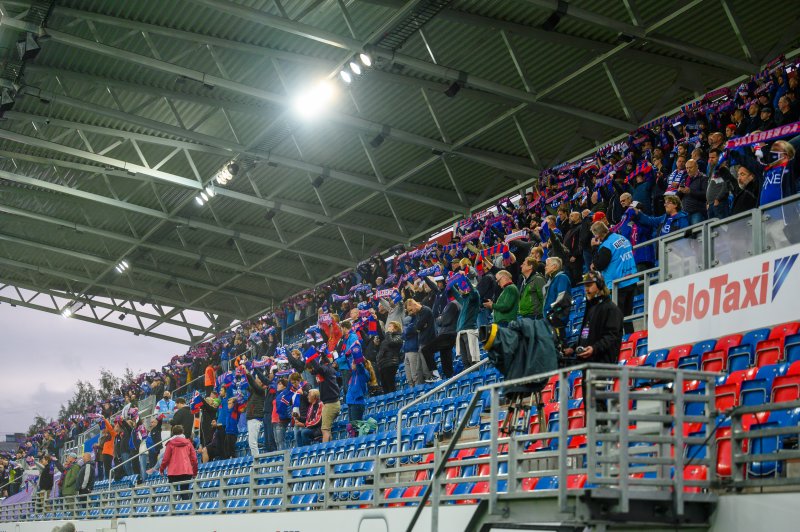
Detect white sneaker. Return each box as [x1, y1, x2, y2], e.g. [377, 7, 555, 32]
[425, 377, 438, 384]
[432, 370, 441, 380]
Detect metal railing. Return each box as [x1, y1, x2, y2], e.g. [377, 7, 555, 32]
[730, 398, 800, 489]
[395, 357, 489, 463]
[405, 363, 718, 532]
[105, 436, 177, 491]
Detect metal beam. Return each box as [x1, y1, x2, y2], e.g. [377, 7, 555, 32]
[43, 27, 537, 177]
[0, 162, 355, 267]
[0, 231, 273, 305]
[520, 0, 758, 74]
[0, 202, 312, 289]
[193, 0, 636, 132]
[0, 288, 194, 345]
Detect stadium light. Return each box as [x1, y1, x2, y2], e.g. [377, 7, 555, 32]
[214, 162, 240, 185]
[359, 53, 372, 67]
[349, 61, 362, 76]
[195, 195, 205, 206]
[61, 300, 84, 318]
[115, 260, 130, 273]
[340, 70, 352, 83]
[292, 80, 336, 119]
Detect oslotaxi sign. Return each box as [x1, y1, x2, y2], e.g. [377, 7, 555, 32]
[647, 243, 800, 351]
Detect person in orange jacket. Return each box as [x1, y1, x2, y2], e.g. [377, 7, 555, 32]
[204, 364, 216, 394]
[99, 418, 117, 480]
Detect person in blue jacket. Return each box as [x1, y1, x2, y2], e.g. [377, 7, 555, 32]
[632, 194, 689, 237]
[543, 257, 572, 319]
[590, 221, 638, 334]
[345, 353, 370, 425]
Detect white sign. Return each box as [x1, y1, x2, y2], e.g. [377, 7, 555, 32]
[647, 243, 800, 351]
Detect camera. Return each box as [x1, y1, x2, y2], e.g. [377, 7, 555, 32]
[575, 346, 587, 355]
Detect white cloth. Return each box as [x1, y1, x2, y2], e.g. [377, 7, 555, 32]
[246, 419, 262, 457]
[456, 329, 481, 363]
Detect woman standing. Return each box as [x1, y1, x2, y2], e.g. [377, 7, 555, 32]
[159, 425, 198, 501]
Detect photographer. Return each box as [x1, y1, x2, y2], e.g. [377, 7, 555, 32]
[563, 272, 623, 408]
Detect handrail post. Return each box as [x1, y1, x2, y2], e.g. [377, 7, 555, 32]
[488, 387, 499, 516]
[557, 370, 569, 513]
[430, 437, 441, 531]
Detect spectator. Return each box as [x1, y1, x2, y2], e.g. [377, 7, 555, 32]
[36, 455, 63, 510]
[306, 350, 340, 443]
[171, 397, 194, 441]
[760, 140, 796, 206]
[518, 256, 545, 320]
[633, 194, 689, 236]
[453, 271, 481, 369]
[721, 163, 760, 215]
[346, 351, 370, 425]
[484, 270, 518, 327]
[289, 373, 312, 446]
[243, 368, 267, 457]
[543, 257, 572, 320]
[401, 305, 425, 386]
[563, 211, 584, 283]
[406, 299, 437, 382]
[274, 378, 292, 450]
[376, 321, 403, 393]
[706, 148, 730, 219]
[155, 391, 176, 418]
[98, 418, 116, 481]
[204, 364, 216, 395]
[59, 452, 80, 500]
[579, 210, 594, 273]
[159, 425, 197, 501]
[147, 416, 163, 468]
[221, 396, 238, 460]
[666, 154, 687, 194]
[77, 452, 95, 504]
[678, 158, 708, 225]
[296, 390, 323, 447]
[475, 257, 498, 327]
[590, 222, 637, 334]
[421, 288, 460, 379]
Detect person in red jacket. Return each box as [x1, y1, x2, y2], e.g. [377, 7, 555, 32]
[159, 425, 198, 501]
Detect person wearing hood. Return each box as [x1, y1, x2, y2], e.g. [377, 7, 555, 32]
[170, 397, 194, 441]
[633, 194, 689, 236]
[159, 425, 198, 501]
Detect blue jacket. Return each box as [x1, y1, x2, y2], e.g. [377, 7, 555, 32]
[634, 210, 689, 237]
[543, 271, 572, 318]
[402, 315, 419, 353]
[275, 388, 293, 422]
[346, 362, 370, 405]
[598, 233, 637, 290]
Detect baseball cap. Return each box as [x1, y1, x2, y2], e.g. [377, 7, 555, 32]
[578, 271, 605, 286]
[591, 212, 607, 223]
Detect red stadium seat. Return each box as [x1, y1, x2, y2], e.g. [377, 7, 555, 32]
[618, 341, 634, 363]
[772, 361, 800, 403]
[700, 349, 727, 372]
[755, 338, 784, 368]
[769, 322, 800, 341]
[715, 368, 758, 411]
[715, 334, 743, 355]
[627, 330, 648, 351]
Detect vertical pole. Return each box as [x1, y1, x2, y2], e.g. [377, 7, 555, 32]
[488, 387, 499, 516]
[618, 366, 630, 514]
[558, 370, 569, 513]
[431, 438, 441, 532]
[372, 454, 381, 508]
[586, 367, 598, 484]
[674, 370, 685, 516]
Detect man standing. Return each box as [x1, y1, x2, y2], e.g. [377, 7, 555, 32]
[590, 222, 637, 335]
[77, 452, 95, 508]
[243, 368, 267, 457]
[306, 348, 341, 443]
[59, 453, 80, 502]
[155, 392, 176, 418]
[679, 158, 708, 226]
[517, 256, 545, 320]
[407, 299, 439, 382]
[543, 257, 572, 319]
[421, 292, 461, 379]
[204, 364, 216, 395]
[484, 270, 519, 327]
[170, 398, 194, 441]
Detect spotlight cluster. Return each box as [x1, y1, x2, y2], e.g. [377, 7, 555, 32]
[114, 260, 130, 273]
[214, 162, 240, 185]
[61, 300, 84, 318]
[195, 185, 216, 206]
[339, 53, 372, 84]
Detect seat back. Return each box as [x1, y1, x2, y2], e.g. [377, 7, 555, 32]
[755, 338, 783, 368]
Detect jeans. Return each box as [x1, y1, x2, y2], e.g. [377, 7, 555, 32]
[273, 421, 289, 451]
[403, 351, 425, 387]
[297, 427, 320, 447]
[421, 333, 456, 378]
[246, 418, 262, 457]
[120, 452, 133, 477]
[262, 411, 277, 453]
[138, 453, 149, 481]
[348, 403, 365, 424]
[582, 250, 594, 273]
[221, 359, 229, 373]
[476, 308, 493, 328]
[687, 210, 706, 226]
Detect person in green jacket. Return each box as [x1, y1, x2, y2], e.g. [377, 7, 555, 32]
[518, 257, 545, 319]
[484, 270, 519, 327]
[59, 452, 81, 501]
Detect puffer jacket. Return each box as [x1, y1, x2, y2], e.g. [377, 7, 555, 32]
[159, 436, 198, 477]
[376, 331, 403, 371]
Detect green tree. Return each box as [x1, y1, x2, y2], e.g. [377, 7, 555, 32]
[27, 414, 49, 437]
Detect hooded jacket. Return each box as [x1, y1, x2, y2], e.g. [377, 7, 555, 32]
[159, 436, 198, 477]
[376, 331, 403, 371]
[576, 294, 624, 364]
[171, 405, 194, 439]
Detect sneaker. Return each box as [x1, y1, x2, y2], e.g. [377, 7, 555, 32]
[432, 370, 441, 380]
[425, 377, 439, 384]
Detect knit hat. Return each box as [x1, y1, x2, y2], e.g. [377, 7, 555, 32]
[591, 212, 607, 223]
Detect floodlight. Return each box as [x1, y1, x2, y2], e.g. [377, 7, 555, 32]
[359, 53, 372, 67]
[340, 70, 352, 83]
[349, 61, 362, 76]
[292, 80, 336, 119]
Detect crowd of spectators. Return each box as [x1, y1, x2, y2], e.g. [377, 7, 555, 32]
[3, 54, 800, 506]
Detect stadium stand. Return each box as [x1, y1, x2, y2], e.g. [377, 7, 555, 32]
[2, 2, 800, 531]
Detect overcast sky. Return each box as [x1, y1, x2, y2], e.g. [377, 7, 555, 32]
[0, 304, 178, 435]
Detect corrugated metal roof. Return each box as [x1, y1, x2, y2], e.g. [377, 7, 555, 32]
[0, 0, 793, 342]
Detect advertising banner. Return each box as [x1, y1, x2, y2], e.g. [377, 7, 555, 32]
[647, 243, 800, 351]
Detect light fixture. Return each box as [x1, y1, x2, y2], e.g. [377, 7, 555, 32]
[264, 210, 276, 221]
[214, 162, 240, 185]
[115, 260, 130, 273]
[61, 300, 84, 318]
[349, 61, 362, 76]
[205, 185, 215, 197]
[291, 80, 336, 120]
[311, 175, 324, 189]
[195, 195, 205, 206]
[359, 53, 372, 67]
[118, 313, 126, 321]
[200, 191, 209, 202]
[370, 133, 385, 148]
[340, 70, 352, 83]
[444, 81, 461, 98]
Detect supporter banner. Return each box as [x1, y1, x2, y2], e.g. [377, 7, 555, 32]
[725, 121, 800, 149]
[647, 243, 800, 351]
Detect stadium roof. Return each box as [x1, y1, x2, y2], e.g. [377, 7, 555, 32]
[0, 0, 797, 344]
